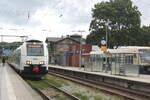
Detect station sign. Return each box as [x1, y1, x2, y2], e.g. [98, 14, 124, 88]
[27, 44, 43, 48]
[100, 39, 107, 51]
[101, 40, 106, 45]
[101, 46, 107, 51]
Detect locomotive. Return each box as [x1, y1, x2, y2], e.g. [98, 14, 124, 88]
[9, 39, 49, 78]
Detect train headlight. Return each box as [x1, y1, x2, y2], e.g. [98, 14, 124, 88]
[39, 61, 44, 65]
[26, 61, 32, 64]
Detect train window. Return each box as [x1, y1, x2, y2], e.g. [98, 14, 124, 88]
[134, 54, 136, 58]
[125, 56, 133, 64]
[116, 56, 121, 63]
[111, 56, 116, 62]
[27, 44, 44, 56]
[139, 49, 150, 63]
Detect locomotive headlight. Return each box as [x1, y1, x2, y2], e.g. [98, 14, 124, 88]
[39, 61, 44, 65]
[26, 61, 32, 64]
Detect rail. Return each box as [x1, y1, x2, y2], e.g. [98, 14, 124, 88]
[44, 81, 80, 100]
[34, 88, 51, 100]
[48, 70, 150, 100]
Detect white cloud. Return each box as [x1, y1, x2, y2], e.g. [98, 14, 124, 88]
[0, 0, 150, 42]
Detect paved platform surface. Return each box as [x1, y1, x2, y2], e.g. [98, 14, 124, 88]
[49, 65, 150, 84]
[0, 63, 43, 100]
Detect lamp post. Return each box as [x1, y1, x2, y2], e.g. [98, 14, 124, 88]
[105, 23, 108, 47]
[105, 19, 110, 48]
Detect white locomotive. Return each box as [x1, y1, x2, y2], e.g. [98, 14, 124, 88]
[10, 39, 49, 78]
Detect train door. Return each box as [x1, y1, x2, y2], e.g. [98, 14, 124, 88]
[125, 54, 139, 76]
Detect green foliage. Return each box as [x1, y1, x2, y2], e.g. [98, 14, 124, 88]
[86, 0, 143, 48]
[26, 75, 69, 90]
[0, 42, 22, 50]
[27, 80, 50, 90]
[140, 26, 150, 46]
[73, 92, 88, 100]
[46, 75, 69, 87]
[93, 95, 103, 100]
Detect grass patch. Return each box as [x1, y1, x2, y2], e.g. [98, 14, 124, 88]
[73, 92, 88, 100]
[112, 95, 124, 100]
[54, 93, 69, 100]
[26, 80, 49, 90]
[46, 75, 69, 87]
[93, 95, 103, 100]
[26, 75, 69, 90]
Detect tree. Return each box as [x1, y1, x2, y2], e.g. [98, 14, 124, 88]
[86, 0, 141, 48]
[0, 42, 22, 50]
[140, 26, 150, 46]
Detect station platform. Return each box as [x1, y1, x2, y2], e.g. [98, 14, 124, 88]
[49, 64, 150, 96]
[0, 63, 42, 100]
[49, 65, 150, 84]
[49, 64, 150, 100]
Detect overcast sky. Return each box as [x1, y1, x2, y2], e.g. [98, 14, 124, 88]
[0, 0, 150, 42]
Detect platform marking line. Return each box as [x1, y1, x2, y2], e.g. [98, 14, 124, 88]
[5, 66, 17, 100]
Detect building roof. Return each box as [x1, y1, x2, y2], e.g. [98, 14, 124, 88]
[46, 37, 62, 42]
[46, 36, 81, 44]
[55, 37, 81, 44]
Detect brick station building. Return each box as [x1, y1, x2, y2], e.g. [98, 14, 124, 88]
[46, 35, 92, 67]
[67, 44, 92, 67]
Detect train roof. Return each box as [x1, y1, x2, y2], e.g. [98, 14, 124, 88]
[90, 46, 150, 55]
[26, 39, 42, 43]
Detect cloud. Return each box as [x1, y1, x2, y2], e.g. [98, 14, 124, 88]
[0, 0, 49, 26]
[133, 0, 150, 26]
[0, 0, 150, 42]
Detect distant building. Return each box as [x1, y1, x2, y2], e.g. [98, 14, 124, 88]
[46, 35, 81, 65]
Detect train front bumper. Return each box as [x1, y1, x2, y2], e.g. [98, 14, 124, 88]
[22, 66, 48, 76]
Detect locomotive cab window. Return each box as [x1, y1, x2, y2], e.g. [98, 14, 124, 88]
[139, 49, 150, 63]
[27, 44, 44, 56]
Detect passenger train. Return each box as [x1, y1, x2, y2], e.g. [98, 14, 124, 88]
[90, 46, 150, 75]
[9, 39, 49, 78]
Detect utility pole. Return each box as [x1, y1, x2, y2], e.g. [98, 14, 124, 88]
[105, 23, 108, 47]
[105, 19, 110, 48]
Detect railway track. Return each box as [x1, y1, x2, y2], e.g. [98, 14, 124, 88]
[27, 78, 80, 100]
[43, 81, 80, 100]
[34, 88, 51, 100]
[48, 71, 150, 100]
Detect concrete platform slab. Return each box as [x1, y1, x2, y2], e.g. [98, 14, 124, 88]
[0, 64, 43, 100]
[49, 65, 150, 84]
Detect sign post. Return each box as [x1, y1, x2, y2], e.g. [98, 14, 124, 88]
[100, 40, 107, 51]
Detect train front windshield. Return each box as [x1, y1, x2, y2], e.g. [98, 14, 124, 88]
[139, 49, 150, 63]
[27, 44, 44, 56]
